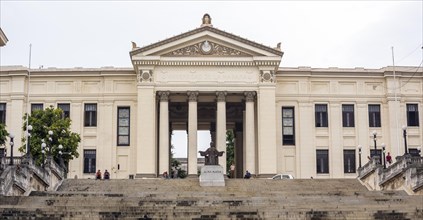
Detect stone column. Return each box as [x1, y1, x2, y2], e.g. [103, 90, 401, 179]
[235, 122, 244, 178]
[329, 102, 342, 178]
[244, 91, 256, 175]
[187, 91, 199, 177]
[158, 91, 170, 175]
[136, 70, 157, 178]
[216, 91, 227, 174]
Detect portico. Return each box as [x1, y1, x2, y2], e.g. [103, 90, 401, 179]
[130, 14, 282, 178]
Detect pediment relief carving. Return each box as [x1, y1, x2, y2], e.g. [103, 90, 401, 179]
[163, 41, 251, 57]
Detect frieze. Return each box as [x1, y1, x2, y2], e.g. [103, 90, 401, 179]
[156, 68, 257, 83]
[163, 41, 250, 57]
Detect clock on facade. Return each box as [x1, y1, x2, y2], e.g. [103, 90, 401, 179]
[201, 40, 212, 54]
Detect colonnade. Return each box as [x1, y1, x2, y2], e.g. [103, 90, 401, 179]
[157, 91, 257, 177]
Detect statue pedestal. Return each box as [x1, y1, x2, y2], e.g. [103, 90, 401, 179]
[199, 165, 225, 187]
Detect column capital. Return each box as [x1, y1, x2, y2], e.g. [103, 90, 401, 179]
[158, 91, 170, 101]
[216, 91, 227, 102]
[187, 91, 199, 102]
[244, 91, 256, 102]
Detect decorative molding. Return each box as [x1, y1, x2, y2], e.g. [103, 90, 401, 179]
[187, 91, 199, 102]
[133, 60, 280, 67]
[260, 70, 275, 83]
[137, 70, 153, 83]
[244, 91, 256, 102]
[129, 26, 283, 57]
[164, 41, 250, 57]
[158, 91, 170, 101]
[216, 91, 227, 102]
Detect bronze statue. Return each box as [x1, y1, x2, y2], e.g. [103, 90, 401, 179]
[199, 142, 224, 165]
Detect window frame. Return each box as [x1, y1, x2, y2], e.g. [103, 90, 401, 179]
[343, 149, 356, 173]
[58, 103, 71, 119]
[83, 149, 96, 173]
[282, 107, 295, 145]
[406, 104, 419, 127]
[0, 103, 6, 124]
[117, 106, 130, 146]
[31, 103, 44, 114]
[84, 103, 97, 127]
[316, 149, 329, 174]
[315, 104, 328, 127]
[342, 104, 355, 127]
[368, 104, 381, 127]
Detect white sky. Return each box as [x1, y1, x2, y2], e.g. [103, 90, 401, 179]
[1, 1, 422, 157]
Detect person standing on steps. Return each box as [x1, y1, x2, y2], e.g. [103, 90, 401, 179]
[230, 163, 235, 178]
[386, 152, 393, 166]
[96, 170, 102, 180]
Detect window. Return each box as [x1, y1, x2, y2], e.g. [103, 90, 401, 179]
[31, 103, 44, 113]
[408, 148, 420, 157]
[342, 104, 355, 127]
[83, 150, 96, 173]
[282, 107, 295, 145]
[117, 107, 130, 146]
[316, 149, 329, 174]
[368, 104, 381, 127]
[406, 104, 419, 127]
[0, 103, 5, 124]
[370, 149, 382, 164]
[343, 150, 356, 173]
[84, 104, 97, 127]
[58, 103, 70, 119]
[315, 104, 328, 127]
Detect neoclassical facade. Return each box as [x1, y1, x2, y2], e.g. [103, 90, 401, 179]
[1, 15, 422, 179]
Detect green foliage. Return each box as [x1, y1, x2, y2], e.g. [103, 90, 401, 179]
[20, 106, 81, 165]
[226, 129, 235, 173]
[0, 123, 9, 147]
[171, 158, 187, 178]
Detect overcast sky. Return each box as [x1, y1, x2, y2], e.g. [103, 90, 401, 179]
[1, 1, 422, 157]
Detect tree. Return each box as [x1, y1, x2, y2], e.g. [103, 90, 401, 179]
[0, 123, 9, 147]
[170, 143, 187, 178]
[226, 129, 235, 173]
[19, 106, 81, 166]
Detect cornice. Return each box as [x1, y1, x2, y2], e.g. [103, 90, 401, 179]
[132, 60, 280, 67]
[130, 26, 283, 57]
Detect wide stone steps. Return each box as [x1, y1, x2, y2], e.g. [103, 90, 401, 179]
[0, 178, 422, 219]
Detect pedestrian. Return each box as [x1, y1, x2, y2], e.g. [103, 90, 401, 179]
[104, 170, 110, 180]
[244, 170, 251, 179]
[96, 170, 102, 180]
[386, 152, 393, 165]
[230, 163, 235, 178]
[163, 171, 169, 179]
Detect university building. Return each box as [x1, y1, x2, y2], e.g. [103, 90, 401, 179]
[0, 15, 422, 179]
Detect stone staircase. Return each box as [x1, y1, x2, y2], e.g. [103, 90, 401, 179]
[0, 178, 422, 219]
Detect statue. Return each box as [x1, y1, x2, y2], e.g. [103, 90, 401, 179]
[199, 142, 224, 165]
[201, 14, 212, 27]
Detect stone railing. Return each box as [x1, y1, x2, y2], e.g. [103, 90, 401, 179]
[0, 155, 66, 196]
[358, 154, 423, 195]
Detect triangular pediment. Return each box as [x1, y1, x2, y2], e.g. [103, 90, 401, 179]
[130, 26, 283, 58]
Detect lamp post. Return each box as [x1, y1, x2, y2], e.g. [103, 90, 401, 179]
[9, 134, 15, 165]
[402, 125, 408, 155]
[41, 142, 46, 168]
[381, 143, 386, 169]
[372, 130, 377, 152]
[358, 145, 362, 168]
[26, 125, 32, 159]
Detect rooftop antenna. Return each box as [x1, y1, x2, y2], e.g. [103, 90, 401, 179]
[25, 44, 32, 157]
[391, 46, 400, 156]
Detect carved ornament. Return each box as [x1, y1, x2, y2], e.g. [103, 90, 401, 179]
[138, 70, 153, 83]
[164, 41, 250, 57]
[187, 91, 199, 102]
[244, 91, 256, 102]
[216, 91, 227, 102]
[158, 91, 170, 101]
